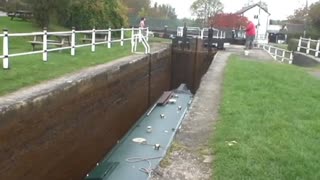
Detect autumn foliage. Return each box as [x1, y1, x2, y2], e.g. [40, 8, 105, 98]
[210, 13, 249, 29]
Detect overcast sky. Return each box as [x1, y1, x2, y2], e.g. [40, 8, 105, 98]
[151, 0, 319, 20]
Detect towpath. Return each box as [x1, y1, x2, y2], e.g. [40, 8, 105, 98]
[152, 46, 272, 180]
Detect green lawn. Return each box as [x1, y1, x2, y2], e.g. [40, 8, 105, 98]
[0, 16, 156, 95]
[213, 56, 320, 180]
[0, 44, 134, 95]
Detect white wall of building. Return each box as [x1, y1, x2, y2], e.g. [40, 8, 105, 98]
[243, 5, 270, 43]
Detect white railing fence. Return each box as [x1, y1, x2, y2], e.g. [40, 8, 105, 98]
[0, 27, 150, 70]
[258, 44, 293, 64]
[132, 33, 150, 54]
[297, 37, 320, 57]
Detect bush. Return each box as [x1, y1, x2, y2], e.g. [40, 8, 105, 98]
[62, 0, 127, 30]
[288, 38, 299, 51]
[23, 0, 127, 30]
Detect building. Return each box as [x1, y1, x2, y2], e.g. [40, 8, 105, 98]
[236, 2, 271, 44]
[267, 22, 305, 43]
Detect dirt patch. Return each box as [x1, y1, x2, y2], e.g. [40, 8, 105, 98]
[152, 51, 231, 180]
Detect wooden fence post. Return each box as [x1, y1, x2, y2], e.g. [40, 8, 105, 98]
[131, 27, 134, 53]
[120, 27, 124, 46]
[71, 27, 75, 56]
[307, 38, 311, 54]
[289, 52, 293, 64]
[146, 27, 149, 41]
[282, 50, 285, 62]
[316, 39, 320, 57]
[42, 27, 48, 62]
[297, 37, 301, 51]
[138, 27, 142, 42]
[268, 45, 271, 53]
[108, 27, 111, 48]
[3, 29, 9, 69]
[91, 27, 95, 52]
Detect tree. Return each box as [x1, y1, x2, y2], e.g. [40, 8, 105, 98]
[308, 1, 320, 28]
[65, 0, 128, 29]
[24, 0, 58, 27]
[210, 13, 248, 29]
[258, 1, 268, 12]
[190, 0, 223, 26]
[287, 6, 308, 24]
[148, 3, 177, 19]
[122, 0, 150, 16]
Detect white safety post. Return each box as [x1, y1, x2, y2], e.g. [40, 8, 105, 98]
[43, 27, 48, 62]
[91, 27, 95, 52]
[120, 27, 124, 46]
[297, 37, 301, 51]
[108, 27, 111, 48]
[316, 39, 320, 57]
[307, 38, 311, 54]
[71, 27, 76, 56]
[282, 50, 285, 62]
[2, 29, 9, 69]
[275, 48, 278, 60]
[131, 27, 134, 53]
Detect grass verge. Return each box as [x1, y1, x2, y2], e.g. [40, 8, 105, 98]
[213, 56, 320, 180]
[0, 16, 165, 96]
[0, 44, 133, 95]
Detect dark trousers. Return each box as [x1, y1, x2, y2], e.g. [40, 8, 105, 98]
[245, 35, 255, 49]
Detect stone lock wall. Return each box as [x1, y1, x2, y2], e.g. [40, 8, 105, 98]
[0, 41, 214, 180]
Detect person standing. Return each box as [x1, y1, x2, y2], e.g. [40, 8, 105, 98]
[139, 17, 146, 28]
[245, 21, 256, 49]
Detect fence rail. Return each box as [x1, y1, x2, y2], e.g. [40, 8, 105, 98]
[297, 37, 320, 57]
[1, 27, 150, 70]
[258, 44, 293, 64]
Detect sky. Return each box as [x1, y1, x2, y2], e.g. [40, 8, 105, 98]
[151, 0, 319, 20]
